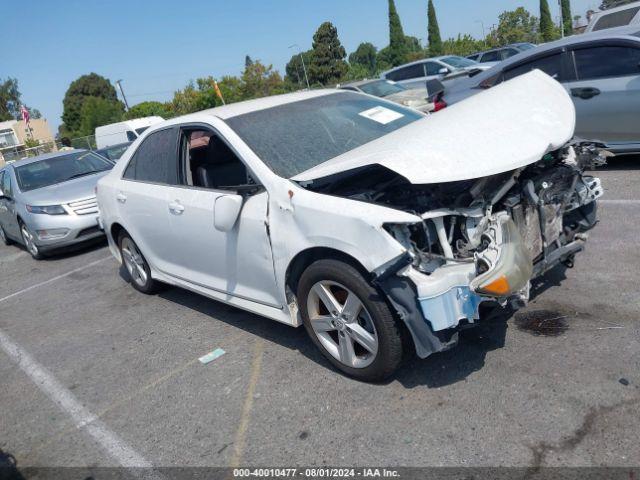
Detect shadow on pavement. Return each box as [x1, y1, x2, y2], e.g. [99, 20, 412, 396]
[0, 449, 24, 480]
[595, 154, 640, 171]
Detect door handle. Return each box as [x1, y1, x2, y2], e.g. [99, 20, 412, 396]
[571, 87, 600, 100]
[116, 192, 127, 203]
[168, 201, 185, 215]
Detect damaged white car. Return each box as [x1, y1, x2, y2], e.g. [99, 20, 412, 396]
[97, 70, 605, 381]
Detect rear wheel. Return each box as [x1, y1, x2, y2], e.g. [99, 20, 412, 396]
[298, 259, 403, 382]
[118, 232, 159, 294]
[19, 221, 43, 260]
[0, 224, 12, 246]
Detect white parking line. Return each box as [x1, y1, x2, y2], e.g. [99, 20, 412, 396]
[0, 329, 153, 468]
[599, 199, 640, 205]
[0, 256, 111, 304]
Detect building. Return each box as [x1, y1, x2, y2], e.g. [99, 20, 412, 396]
[0, 118, 56, 164]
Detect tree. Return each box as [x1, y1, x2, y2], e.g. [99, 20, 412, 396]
[0, 77, 41, 122]
[427, 0, 443, 55]
[387, 0, 408, 66]
[285, 50, 313, 86]
[124, 101, 173, 120]
[442, 34, 485, 57]
[308, 22, 348, 85]
[245, 55, 254, 68]
[561, 0, 573, 36]
[348, 42, 377, 76]
[495, 7, 540, 45]
[77, 97, 124, 137]
[62, 73, 121, 136]
[241, 60, 288, 99]
[600, 0, 635, 9]
[540, 0, 556, 42]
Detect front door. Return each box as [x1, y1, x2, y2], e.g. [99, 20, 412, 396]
[0, 169, 19, 239]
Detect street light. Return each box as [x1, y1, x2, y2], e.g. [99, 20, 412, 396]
[288, 44, 310, 90]
[475, 20, 486, 39]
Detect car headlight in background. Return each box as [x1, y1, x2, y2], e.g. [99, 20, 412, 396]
[26, 205, 67, 215]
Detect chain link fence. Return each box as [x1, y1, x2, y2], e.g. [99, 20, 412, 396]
[1, 135, 97, 164]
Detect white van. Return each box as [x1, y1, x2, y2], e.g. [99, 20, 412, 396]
[585, 1, 640, 33]
[95, 116, 164, 149]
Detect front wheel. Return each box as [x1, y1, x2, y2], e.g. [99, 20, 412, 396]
[0, 224, 12, 246]
[118, 232, 159, 294]
[298, 259, 403, 382]
[20, 222, 43, 260]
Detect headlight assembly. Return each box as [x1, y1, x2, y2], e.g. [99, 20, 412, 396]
[26, 204, 67, 215]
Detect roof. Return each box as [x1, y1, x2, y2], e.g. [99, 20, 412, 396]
[5, 149, 87, 167]
[381, 56, 456, 75]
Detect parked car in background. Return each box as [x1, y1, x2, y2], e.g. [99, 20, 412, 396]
[94, 142, 132, 162]
[467, 43, 537, 63]
[380, 56, 492, 89]
[0, 150, 113, 259]
[440, 26, 640, 154]
[95, 116, 164, 149]
[338, 79, 435, 113]
[97, 77, 603, 381]
[585, 1, 640, 33]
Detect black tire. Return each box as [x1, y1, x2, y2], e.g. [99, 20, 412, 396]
[0, 224, 12, 246]
[118, 231, 159, 294]
[298, 259, 403, 382]
[19, 221, 44, 260]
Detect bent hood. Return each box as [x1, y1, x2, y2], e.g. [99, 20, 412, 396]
[294, 70, 576, 185]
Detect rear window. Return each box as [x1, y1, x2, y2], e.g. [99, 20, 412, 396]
[481, 51, 501, 62]
[225, 92, 422, 179]
[593, 7, 640, 31]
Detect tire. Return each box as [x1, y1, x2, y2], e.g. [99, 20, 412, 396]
[19, 221, 44, 260]
[298, 259, 403, 382]
[118, 231, 159, 294]
[0, 224, 12, 246]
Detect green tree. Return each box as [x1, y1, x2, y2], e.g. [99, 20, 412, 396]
[308, 22, 348, 85]
[77, 97, 124, 137]
[285, 50, 313, 86]
[62, 73, 121, 136]
[387, 0, 408, 66]
[442, 34, 485, 57]
[123, 101, 173, 120]
[495, 7, 540, 45]
[241, 60, 288, 99]
[0, 77, 41, 122]
[427, 0, 443, 56]
[561, 0, 573, 36]
[348, 42, 378, 76]
[245, 55, 254, 68]
[540, 0, 556, 42]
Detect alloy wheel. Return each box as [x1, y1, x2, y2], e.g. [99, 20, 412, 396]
[21, 224, 39, 257]
[306, 280, 379, 369]
[0, 225, 7, 243]
[121, 237, 148, 287]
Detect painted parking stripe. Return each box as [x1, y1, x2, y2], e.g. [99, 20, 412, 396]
[0, 256, 111, 304]
[0, 329, 154, 469]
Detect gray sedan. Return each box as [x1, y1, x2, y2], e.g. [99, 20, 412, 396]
[442, 25, 640, 154]
[0, 149, 113, 259]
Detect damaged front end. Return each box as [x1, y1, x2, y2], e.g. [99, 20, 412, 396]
[306, 142, 607, 358]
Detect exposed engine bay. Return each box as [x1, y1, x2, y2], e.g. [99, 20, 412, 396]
[299, 141, 606, 354]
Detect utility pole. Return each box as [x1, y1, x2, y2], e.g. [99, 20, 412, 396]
[116, 79, 130, 111]
[289, 44, 310, 90]
[475, 20, 485, 39]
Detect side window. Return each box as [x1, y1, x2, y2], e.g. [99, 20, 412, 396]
[123, 128, 179, 184]
[468, 54, 479, 62]
[481, 50, 500, 62]
[180, 129, 249, 190]
[386, 63, 425, 81]
[126, 130, 137, 141]
[593, 7, 640, 31]
[573, 45, 640, 80]
[504, 53, 563, 81]
[2, 170, 12, 197]
[501, 48, 519, 60]
[425, 62, 443, 75]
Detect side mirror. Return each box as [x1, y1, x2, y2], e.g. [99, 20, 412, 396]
[0, 187, 5, 199]
[438, 67, 450, 75]
[214, 194, 243, 232]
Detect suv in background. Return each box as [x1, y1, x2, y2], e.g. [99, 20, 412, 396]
[467, 43, 536, 63]
[585, 1, 640, 32]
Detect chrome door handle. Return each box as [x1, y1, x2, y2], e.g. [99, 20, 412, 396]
[168, 201, 185, 215]
[116, 192, 127, 203]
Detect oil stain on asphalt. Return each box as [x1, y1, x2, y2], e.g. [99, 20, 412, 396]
[514, 310, 570, 337]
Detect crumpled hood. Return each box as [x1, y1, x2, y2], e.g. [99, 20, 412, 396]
[293, 70, 576, 185]
[384, 88, 428, 104]
[21, 171, 109, 205]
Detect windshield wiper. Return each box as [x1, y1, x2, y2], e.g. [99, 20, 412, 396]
[63, 170, 102, 181]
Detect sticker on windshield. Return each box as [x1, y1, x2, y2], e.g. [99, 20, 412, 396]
[358, 106, 404, 125]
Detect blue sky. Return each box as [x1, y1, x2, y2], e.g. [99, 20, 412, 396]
[2, 0, 598, 132]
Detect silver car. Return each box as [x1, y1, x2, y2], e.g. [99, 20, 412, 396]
[0, 149, 113, 259]
[441, 25, 640, 154]
[338, 79, 435, 113]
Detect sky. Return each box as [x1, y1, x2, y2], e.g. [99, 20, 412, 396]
[2, 0, 599, 132]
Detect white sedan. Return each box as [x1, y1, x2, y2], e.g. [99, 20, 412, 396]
[97, 71, 603, 381]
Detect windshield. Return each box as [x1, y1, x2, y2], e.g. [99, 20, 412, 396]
[96, 143, 131, 161]
[15, 151, 113, 192]
[358, 80, 406, 98]
[518, 43, 536, 51]
[225, 92, 422, 178]
[441, 56, 478, 68]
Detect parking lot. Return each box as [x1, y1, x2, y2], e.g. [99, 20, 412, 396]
[1, 158, 639, 471]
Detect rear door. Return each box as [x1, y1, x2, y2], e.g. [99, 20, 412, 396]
[564, 41, 640, 144]
[0, 169, 19, 238]
[385, 63, 427, 89]
[117, 126, 179, 272]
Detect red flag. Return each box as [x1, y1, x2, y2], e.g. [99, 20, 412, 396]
[21, 105, 30, 124]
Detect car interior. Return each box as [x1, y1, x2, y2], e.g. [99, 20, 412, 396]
[182, 129, 250, 190]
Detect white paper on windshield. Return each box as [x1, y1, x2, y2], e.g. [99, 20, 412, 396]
[358, 106, 404, 125]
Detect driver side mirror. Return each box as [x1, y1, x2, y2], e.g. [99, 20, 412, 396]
[214, 194, 243, 232]
[438, 67, 450, 75]
[0, 187, 6, 199]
